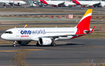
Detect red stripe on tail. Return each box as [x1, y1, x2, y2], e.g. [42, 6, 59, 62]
[76, 16, 91, 29]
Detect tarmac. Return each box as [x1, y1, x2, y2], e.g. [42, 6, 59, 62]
[0, 38, 105, 66]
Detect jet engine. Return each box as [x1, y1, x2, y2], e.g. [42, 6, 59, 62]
[38, 38, 52, 45]
[101, 3, 105, 7]
[17, 41, 30, 46]
[93, 2, 101, 7]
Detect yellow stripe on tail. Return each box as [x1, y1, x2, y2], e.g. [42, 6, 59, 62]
[83, 9, 92, 18]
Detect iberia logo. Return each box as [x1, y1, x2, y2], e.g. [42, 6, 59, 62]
[21, 35, 29, 37]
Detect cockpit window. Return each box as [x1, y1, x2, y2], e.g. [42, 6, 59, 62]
[4, 31, 13, 34]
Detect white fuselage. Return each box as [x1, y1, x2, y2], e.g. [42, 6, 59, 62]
[78, 1, 105, 7]
[45, 1, 76, 6]
[0, 0, 26, 5]
[1, 27, 77, 41]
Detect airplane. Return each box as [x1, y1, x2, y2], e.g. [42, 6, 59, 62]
[0, 0, 26, 6]
[1, 9, 95, 47]
[72, 0, 105, 7]
[39, 0, 76, 7]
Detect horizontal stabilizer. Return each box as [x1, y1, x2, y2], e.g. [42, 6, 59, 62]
[90, 26, 95, 33]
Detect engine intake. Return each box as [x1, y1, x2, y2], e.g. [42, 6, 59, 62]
[38, 38, 52, 45]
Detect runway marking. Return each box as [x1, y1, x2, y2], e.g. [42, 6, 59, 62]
[0, 49, 45, 52]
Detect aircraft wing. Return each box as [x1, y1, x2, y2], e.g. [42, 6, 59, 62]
[47, 1, 65, 6]
[58, 2, 65, 6]
[80, 2, 101, 6]
[39, 34, 85, 39]
[31, 34, 85, 41]
[88, 2, 101, 6]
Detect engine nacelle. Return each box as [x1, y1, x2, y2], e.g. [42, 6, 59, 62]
[38, 38, 52, 45]
[17, 41, 30, 46]
[101, 3, 105, 7]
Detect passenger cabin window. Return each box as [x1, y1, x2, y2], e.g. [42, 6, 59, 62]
[4, 31, 13, 34]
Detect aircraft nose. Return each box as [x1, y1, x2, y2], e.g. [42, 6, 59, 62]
[1, 34, 7, 40]
[1, 34, 4, 39]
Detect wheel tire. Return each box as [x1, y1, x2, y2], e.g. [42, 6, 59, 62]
[51, 43, 56, 47]
[36, 42, 40, 46]
[13, 44, 16, 47]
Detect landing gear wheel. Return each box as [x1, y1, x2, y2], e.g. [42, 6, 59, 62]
[13, 44, 16, 47]
[36, 42, 40, 46]
[13, 41, 16, 47]
[51, 43, 56, 47]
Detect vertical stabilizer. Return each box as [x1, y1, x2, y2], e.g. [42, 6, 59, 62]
[76, 9, 93, 29]
[40, 0, 48, 4]
[24, 24, 27, 28]
[72, 0, 81, 5]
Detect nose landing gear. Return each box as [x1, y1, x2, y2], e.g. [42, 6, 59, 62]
[13, 41, 17, 47]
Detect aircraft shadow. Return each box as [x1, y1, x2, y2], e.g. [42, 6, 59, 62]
[56, 43, 85, 46]
[0, 43, 85, 47]
[0, 44, 36, 47]
[35, 43, 85, 47]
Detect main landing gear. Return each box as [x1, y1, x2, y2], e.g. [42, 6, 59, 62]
[36, 42, 40, 46]
[51, 43, 56, 47]
[51, 39, 56, 47]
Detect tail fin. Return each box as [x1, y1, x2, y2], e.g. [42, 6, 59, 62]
[76, 9, 93, 29]
[40, 0, 48, 4]
[72, 0, 81, 5]
[24, 24, 27, 28]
